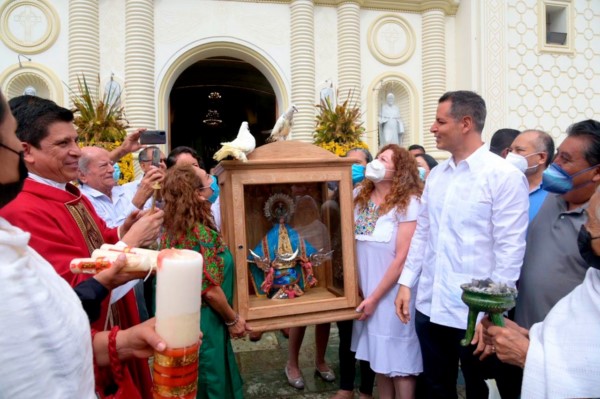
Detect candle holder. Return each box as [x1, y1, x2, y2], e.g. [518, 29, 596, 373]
[459, 279, 517, 346]
[152, 341, 200, 399]
[154, 249, 203, 398]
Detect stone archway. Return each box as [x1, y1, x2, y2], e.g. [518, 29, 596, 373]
[157, 39, 290, 169]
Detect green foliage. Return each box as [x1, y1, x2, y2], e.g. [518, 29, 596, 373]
[69, 74, 128, 144]
[69, 74, 134, 183]
[313, 90, 365, 145]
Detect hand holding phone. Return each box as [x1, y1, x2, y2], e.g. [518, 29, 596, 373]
[151, 148, 161, 168]
[140, 130, 166, 145]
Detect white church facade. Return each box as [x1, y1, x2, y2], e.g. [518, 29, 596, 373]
[0, 0, 598, 162]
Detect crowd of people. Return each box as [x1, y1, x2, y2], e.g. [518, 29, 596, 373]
[1, 86, 599, 399]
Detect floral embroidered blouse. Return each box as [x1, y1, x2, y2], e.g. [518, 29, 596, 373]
[160, 223, 227, 294]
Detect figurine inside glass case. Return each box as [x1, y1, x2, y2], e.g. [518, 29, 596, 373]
[247, 192, 332, 299]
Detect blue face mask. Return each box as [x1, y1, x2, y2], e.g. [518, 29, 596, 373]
[112, 163, 121, 182]
[352, 164, 365, 185]
[542, 163, 598, 194]
[417, 166, 427, 181]
[207, 175, 220, 204]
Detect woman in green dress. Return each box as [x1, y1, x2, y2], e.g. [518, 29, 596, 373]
[160, 164, 250, 399]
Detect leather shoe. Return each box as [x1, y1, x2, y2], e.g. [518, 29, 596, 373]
[285, 365, 304, 389]
[314, 366, 336, 382]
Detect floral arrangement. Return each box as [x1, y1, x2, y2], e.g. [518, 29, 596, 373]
[313, 89, 368, 156]
[69, 74, 134, 184]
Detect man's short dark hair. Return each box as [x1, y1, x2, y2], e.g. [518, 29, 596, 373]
[166, 146, 204, 169]
[415, 153, 439, 170]
[408, 144, 425, 154]
[490, 128, 520, 156]
[567, 119, 600, 166]
[438, 91, 487, 133]
[8, 95, 74, 148]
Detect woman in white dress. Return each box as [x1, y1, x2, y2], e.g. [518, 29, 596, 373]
[351, 144, 423, 398]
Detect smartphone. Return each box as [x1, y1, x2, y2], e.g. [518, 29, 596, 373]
[140, 130, 166, 145]
[151, 148, 161, 168]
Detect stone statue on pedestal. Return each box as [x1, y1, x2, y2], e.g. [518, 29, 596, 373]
[379, 92, 405, 146]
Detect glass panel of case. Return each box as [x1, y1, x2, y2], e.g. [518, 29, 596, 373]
[244, 181, 344, 305]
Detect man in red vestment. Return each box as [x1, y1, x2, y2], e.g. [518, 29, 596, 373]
[0, 95, 163, 398]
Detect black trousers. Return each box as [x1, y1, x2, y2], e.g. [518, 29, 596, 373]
[337, 319, 376, 395]
[415, 311, 489, 399]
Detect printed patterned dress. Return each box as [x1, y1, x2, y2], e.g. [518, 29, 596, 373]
[160, 223, 243, 399]
[350, 195, 423, 377]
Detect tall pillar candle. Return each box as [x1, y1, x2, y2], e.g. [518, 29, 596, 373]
[155, 249, 202, 346]
[154, 249, 202, 399]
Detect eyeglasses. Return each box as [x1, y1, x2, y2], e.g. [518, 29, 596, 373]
[140, 158, 167, 164]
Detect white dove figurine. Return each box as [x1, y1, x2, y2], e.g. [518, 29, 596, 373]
[267, 105, 298, 142]
[213, 121, 256, 162]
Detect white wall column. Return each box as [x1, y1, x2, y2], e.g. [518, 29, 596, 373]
[68, 0, 100, 97]
[125, 0, 155, 130]
[337, 1, 362, 107]
[421, 7, 446, 154]
[290, 0, 315, 142]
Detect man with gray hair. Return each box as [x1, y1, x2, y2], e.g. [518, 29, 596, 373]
[506, 129, 555, 221]
[122, 146, 166, 210]
[79, 146, 140, 227]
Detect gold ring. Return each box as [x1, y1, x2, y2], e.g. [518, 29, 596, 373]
[491, 345, 496, 352]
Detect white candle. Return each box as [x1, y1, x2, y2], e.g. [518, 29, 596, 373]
[155, 249, 203, 348]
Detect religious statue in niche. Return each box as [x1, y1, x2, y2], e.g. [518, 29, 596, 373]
[248, 193, 332, 300]
[379, 92, 405, 146]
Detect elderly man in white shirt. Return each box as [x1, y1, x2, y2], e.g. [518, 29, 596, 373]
[78, 146, 140, 227]
[395, 91, 529, 399]
[78, 146, 155, 320]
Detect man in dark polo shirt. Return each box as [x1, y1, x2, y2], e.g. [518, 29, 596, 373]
[508, 119, 600, 394]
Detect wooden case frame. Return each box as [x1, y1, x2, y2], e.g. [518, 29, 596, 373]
[214, 141, 360, 331]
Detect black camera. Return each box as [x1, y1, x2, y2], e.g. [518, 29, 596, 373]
[140, 130, 166, 145]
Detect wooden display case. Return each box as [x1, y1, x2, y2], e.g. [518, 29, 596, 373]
[214, 141, 360, 331]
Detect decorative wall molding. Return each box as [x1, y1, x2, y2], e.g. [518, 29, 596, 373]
[421, 8, 446, 156]
[368, 15, 416, 66]
[125, 0, 156, 131]
[481, 0, 507, 138]
[68, 0, 99, 99]
[290, 0, 316, 141]
[0, 0, 60, 55]
[228, 0, 459, 14]
[0, 62, 64, 105]
[337, 1, 361, 108]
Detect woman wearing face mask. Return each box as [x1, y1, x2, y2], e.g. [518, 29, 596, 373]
[351, 144, 424, 398]
[159, 164, 250, 399]
[413, 153, 438, 181]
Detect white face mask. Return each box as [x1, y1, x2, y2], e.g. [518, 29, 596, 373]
[506, 151, 543, 174]
[365, 159, 393, 183]
[505, 152, 528, 173]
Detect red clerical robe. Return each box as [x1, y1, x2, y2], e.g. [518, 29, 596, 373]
[0, 179, 153, 398]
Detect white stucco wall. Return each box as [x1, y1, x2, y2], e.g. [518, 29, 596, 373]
[505, 0, 600, 143]
[1, 0, 598, 150]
